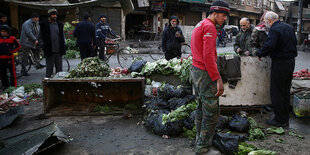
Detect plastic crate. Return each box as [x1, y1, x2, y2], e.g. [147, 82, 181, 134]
[293, 92, 310, 118]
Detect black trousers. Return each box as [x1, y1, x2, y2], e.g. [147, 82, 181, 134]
[0, 58, 17, 88]
[96, 39, 105, 60]
[270, 58, 295, 123]
[79, 43, 93, 60]
[45, 54, 62, 78]
[164, 49, 181, 61]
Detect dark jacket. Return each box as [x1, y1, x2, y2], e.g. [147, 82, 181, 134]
[73, 19, 96, 45]
[0, 35, 21, 59]
[162, 16, 185, 53]
[39, 19, 66, 57]
[257, 20, 297, 59]
[95, 21, 117, 41]
[234, 25, 253, 55]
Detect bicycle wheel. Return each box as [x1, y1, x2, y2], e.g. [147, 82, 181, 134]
[117, 48, 135, 68]
[63, 57, 70, 72]
[14, 56, 32, 78]
[181, 44, 191, 54]
[149, 43, 164, 60]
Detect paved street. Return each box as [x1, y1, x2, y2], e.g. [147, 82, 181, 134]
[2, 41, 310, 155]
[17, 42, 310, 85]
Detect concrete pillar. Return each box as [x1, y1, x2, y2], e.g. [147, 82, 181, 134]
[121, 9, 126, 40]
[9, 3, 18, 31]
[153, 12, 161, 32]
[202, 11, 206, 19]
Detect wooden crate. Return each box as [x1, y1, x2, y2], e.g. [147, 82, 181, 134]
[42, 77, 145, 116]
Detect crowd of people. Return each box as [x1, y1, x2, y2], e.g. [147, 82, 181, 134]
[0, 8, 121, 91]
[0, 0, 299, 154]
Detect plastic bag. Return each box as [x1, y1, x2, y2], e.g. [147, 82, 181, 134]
[145, 109, 183, 136]
[216, 115, 229, 132]
[184, 111, 195, 129]
[158, 84, 192, 100]
[212, 133, 240, 155]
[128, 60, 147, 73]
[228, 114, 250, 133]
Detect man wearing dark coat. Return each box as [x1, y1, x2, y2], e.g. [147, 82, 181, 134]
[40, 8, 66, 78]
[162, 16, 185, 60]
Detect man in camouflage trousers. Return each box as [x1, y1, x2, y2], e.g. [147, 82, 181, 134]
[234, 18, 253, 56]
[190, 0, 228, 154]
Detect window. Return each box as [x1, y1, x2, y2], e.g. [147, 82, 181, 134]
[247, 0, 252, 6]
[240, 0, 245, 5]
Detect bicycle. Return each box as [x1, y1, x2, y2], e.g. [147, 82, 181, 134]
[149, 42, 191, 61]
[12, 49, 70, 78]
[101, 38, 135, 68]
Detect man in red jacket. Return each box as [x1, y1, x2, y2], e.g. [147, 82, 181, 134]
[190, 0, 229, 154]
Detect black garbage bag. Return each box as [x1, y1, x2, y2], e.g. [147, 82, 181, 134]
[212, 133, 239, 155]
[158, 84, 192, 100]
[143, 97, 167, 111]
[128, 60, 147, 72]
[167, 95, 196, 110]
[216, 115, 229, 132]
[184, 111, 196, 129]
[228, 114, 250, 133]
[145, 109, 183, 136]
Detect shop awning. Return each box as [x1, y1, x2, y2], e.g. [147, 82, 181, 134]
[275, 1, 285, 11]
[3, 0, 99, 8]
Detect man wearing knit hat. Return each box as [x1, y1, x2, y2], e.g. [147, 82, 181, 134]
[190, 0, 229, 154]
[73, 13, 96, 60]
[162, 16, 185, 60]
[95, 14, 119, 61]
[40, 8, 66, 78]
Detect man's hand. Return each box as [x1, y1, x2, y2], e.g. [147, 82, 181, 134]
[244, 51, 250, 56]
[215, 78, 224, 97]
[175, 31, 181, 37]
[35, 40, 39, 45]
[237, 48, 242, 53]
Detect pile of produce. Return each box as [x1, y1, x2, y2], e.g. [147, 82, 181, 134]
[0, 83, 43, 111]
[109, 67, 129, 77]
[293, 68, 310, 80]
[131, 56, 192, 84]
[64, 22, 79, 57]
[67, 57, 110, 78]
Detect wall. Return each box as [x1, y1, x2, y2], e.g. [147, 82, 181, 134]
[220, 56, 272, 106]
[179, 25, 195, 44]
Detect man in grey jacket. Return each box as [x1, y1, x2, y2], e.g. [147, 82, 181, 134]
[20, 13, 45, 76]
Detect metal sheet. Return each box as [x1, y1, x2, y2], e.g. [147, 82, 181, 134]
[0, 122, 68, 155]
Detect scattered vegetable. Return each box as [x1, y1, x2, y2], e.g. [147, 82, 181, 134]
[267, 127, 285, 135]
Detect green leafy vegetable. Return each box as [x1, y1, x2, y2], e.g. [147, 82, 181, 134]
[267, 127, 285, 135]
[289, 131, 304, 139]
[275, 138, 285, 144]
[248, 150, 276, 155]
[162, 99, 198, 125]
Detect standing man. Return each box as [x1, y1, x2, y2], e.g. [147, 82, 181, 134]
[0, 13, 7, 26]
[234, 17, 253, 56]
[257, 11, 297, 127]
[74, 13, 96, 60]
[95, 14, 119, 61]
[162, 16, 185, 60]
[20, 13, 45, 76]
[251, 11, 269, 56]
[40, 8, 66, 78]
[190, 0, 229, 154]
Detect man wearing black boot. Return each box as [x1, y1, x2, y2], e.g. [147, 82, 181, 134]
[257, 11, 297, 127]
